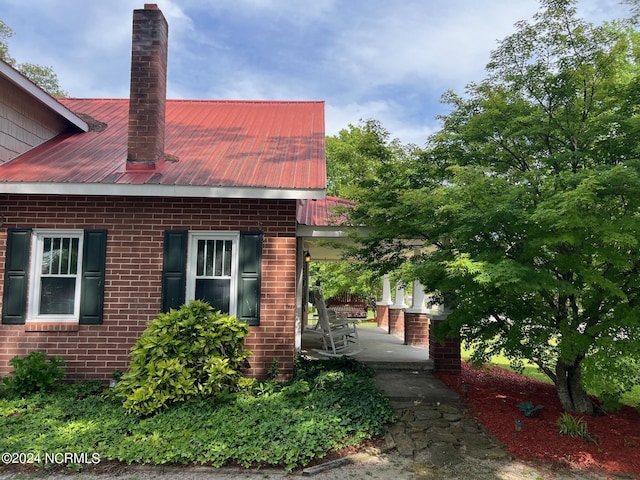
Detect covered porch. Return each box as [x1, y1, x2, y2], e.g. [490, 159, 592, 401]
[295, 197, 461, 373]
[301, 324, 433, 370]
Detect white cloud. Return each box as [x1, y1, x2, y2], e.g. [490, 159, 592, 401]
[325, 99, 438, 147]
[330, 1, 540, 92]
[183, 0, 339, 25]
[2, 0, 634, 146]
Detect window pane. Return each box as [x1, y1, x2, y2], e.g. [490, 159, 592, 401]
[42, 237, 52, 274]
[206, 240, 215, 276]
[195, 279, 230, 313]
[69, 238, 79, 274]
[196, 240, 205, 276]
[214, 240, 223, 276]
[39, 277, 76, 314]
[223, 240, 232, 276]
[41, 237, 79, 275]
[197, 238, 233, 278]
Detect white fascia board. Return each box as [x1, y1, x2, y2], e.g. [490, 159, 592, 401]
[296, 225, 354, 238]
[0, 182, 325, 200]
[0, 61, 89, 132]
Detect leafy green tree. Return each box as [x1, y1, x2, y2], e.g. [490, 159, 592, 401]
[322, 120, 421, 303]
[326, 119, 419, 200]
[0, 19, 67, 97]
[0, 20, 16, 66]
[309, 261, 381, 311]
[348, 0, 640, 414]
[326, 120, 390, 199]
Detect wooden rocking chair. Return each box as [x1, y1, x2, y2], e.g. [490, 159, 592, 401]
[311, 289, 362, 357]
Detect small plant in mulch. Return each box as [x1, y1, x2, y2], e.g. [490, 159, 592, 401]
[518, 401, 543, 417]
[435, 361, 640, 478]
[557, 412, 598, 444]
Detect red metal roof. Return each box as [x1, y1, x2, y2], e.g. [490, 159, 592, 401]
[0, 99, 326, 198]
[297, 196, 354, 226]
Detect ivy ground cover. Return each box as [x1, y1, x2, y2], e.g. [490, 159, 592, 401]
[436, 362, 640, 478]
[0, 357, 394, 473]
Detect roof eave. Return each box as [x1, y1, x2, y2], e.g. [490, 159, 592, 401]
[0, 182, 325, 200]
[0, 61, 89, 133]
[297, 225, 351, 238]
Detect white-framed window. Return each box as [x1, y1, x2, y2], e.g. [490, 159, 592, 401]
[186, 232, 239, 316]
[28, 229, 84, 322]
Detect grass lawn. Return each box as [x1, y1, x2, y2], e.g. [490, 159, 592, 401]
[460, 345, 640, 409]
[0, 356, 394, 472]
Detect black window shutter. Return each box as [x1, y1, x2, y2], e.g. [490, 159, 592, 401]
[161, 230, 188, 312]
[2, 229, 32, 324]
[237, 231, 263, 326]
[79, 230, 107, 324]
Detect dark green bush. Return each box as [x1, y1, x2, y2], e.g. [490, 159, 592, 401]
[114, 300, 251, 415]
[2, 351, 66, 397]
[518, 401, 543, 417]
[0, 354, 394, 471]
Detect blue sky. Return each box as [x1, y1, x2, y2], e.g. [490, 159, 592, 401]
[1, 0, 632, 146]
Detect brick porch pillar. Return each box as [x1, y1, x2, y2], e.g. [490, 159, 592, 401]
[389, 306, 405, 337]
[428, 309, 461, 373]
[376, 303, 390, 332]
[404, 280, 429, 346]
[404, 312, 429, 346]
[376, 274, 392, 331]
[389, 281, 407, 337]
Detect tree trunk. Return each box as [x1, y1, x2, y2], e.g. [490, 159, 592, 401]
[555, 359, 594, 415]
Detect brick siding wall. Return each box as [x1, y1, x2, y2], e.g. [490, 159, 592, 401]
[0, 194, 298, 381]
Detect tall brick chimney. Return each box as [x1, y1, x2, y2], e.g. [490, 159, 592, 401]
[127, 4, 168, 171]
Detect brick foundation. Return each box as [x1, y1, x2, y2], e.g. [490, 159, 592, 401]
[0, 194, 298, 381]
[388, 306, 404, 337]
[376, 303, 389, 331]
[404, 311, 429, 346]
[428, 317, 461, 373]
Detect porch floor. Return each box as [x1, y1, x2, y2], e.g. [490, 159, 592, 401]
[301, 325, 433, 371]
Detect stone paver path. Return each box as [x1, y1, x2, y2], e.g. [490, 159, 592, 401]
[385, 399, 510, 467]
[371, 367, 511, 470]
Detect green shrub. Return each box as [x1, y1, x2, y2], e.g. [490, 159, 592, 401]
[557, 412, 597, 443]
[0, 354, 393, 471]
[114, 300, 251, 415]
[2, 351, 66, 397]
[518, 401, 543, 417]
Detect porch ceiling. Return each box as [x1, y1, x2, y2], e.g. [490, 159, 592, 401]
[302, 235, 354, 262]
[297, 196, 359, 262]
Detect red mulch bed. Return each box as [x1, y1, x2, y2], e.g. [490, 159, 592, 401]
[435, 361, 640, 478]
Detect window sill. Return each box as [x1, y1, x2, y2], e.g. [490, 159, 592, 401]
[25, 322, 79, 332]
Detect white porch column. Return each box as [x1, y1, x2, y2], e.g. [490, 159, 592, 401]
[376, 274, 393, 330]
[407, 280, 427, 313]
[389, 281, 407, 336]
[380, 274, 392, 305]
[294, 237, 305, 351]
[392, 281, 407, 309]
